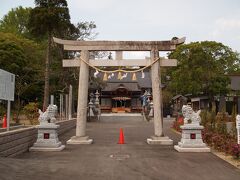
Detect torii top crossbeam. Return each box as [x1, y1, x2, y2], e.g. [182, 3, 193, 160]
[53, 37, 186, 51]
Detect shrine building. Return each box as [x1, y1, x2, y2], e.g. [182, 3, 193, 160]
[100, 71, 152, 113]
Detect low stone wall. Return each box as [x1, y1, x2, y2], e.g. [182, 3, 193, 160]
[0, 127, 37, 157]
[0, 119, 76, 157]
[56, 119, 76, 135]
[0, 125, 25, 133]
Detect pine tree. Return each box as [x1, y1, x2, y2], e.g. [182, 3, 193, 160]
[29, 0, 74, 110]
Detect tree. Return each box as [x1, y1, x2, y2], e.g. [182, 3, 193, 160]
[72, 21, 98, 40]
[51, 20, 102, 99]
[0, 32, 44, 122]
[168, 41, 240, 109]
[0, 34, 26, 74]
[28, 0, 75, 110]
[0, 6, 32, 38]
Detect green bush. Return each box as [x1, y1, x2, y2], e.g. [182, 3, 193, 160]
[0, 105, 6, 117]
[200, 110, 208, 126]
[216, 122, 227, 135]
[232, 144, 240, 159]
[200, 110, 216, 129]
[23, 102, 39, 125]
[201, 111, 238, 158]
[216, 112, 230, 122]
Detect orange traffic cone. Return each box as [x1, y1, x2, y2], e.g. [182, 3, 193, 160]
[118, 128, 125, 144]
[2, 114, 7, 128]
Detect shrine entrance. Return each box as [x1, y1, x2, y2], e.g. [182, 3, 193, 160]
[53, 37, 185, 145]
[112, 86, 131, 113]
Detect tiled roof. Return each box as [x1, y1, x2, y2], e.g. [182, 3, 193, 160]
[172, 94, 183, 100]
[103, 83, 140, 91]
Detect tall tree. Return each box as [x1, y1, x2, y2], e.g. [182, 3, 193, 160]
[0, 6, 32, 38]
[28, 0, 75, 110]
[168, 41, 240, 109]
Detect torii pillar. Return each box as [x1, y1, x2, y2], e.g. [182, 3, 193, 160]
[147, 48, 173, 145]
[67, 50, 93, 144]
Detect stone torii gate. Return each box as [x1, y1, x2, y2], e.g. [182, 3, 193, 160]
[53, 37, 185, 145]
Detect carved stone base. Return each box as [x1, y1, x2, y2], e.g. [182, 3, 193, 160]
[147, 136, 173, 145]
[174, 145, 210, 152]
[67, 136, 93, 144]
[30, 145, 65, 152]
[174, 124, 210, 152]
[30, 123, 65, 151]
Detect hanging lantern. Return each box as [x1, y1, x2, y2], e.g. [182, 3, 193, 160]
[103, 72, 108, 81]
[118, 72, 122, 80]
[108, 75, 112, 79]
[141, 70, 145, 78]
[132, 72, 137, 81]
[111, 73, 114, 77]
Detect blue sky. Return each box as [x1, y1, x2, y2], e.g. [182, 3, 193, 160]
[1, 0, 240, 56]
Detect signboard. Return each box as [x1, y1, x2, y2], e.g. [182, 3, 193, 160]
[0, 69, 15, 101]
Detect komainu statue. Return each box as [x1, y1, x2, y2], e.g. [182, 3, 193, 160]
[30, 104, 65, 151]
[182, 104, 201, 125]
[38, 104, 58, 124]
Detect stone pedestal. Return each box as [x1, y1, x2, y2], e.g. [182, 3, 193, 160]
[174, 124, 210, 152]
[147, 136, 173, 145]
[30, 123, 65, 151]
[67, 136, 93, 144]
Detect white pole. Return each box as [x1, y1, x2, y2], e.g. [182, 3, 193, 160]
[60, 94, 63, 121]
[7, 100, 10, 131]
[68, 85, 73, 120]
[65, 94, 69, 120]
[50, 95, 54, 105]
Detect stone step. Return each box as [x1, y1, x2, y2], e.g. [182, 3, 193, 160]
[99, 113, 144, 122]
[101, 113, 142, 117]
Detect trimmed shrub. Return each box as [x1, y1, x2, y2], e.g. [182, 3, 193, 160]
[231, 144, 240, 159]
[23, 102, 39, 125]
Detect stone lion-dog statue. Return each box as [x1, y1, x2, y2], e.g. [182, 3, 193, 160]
[38, 104, 58, 124]
[182, 104, 201, 125]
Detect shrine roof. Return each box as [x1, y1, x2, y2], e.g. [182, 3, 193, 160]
[103, 83, 140, 91]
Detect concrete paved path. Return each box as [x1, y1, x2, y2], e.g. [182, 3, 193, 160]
[0, 117, 239, 180]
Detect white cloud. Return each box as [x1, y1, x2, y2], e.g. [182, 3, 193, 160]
[68, 0, 114, 11]
[211, 18, 240, 37]
[215, 18, 240, 30]
[1, 0, 240, 52]
[237, 35, 240, 40]
[209, 18, 240, 51]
